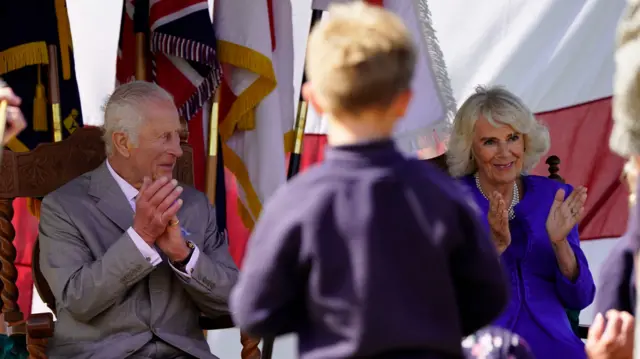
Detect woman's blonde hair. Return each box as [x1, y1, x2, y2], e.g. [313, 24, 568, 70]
[447, 85, 551, 177]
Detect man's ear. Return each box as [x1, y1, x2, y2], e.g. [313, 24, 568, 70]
[302, 82, 325, 116]
[112, 132, 132, 158]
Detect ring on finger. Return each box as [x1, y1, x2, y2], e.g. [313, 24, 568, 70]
[169, 219, 180, 227]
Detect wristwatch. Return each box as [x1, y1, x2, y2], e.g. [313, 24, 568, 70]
[172, 241, 195, 272]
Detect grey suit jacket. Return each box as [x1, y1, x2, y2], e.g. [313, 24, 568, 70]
[38, 162, 239, 359]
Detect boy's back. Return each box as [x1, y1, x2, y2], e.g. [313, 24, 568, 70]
[231, 140, 508, 358]
[230, 2, 508, 358]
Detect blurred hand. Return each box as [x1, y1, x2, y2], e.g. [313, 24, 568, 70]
[132, 176, 183, 245]
[546, 187, 587, 243]
[0, 86, 26, 147]
[487, 191, 511, 254]
[586, 310, 634, 359]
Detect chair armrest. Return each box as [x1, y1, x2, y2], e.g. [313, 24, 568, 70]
[578, 324, 590, 339]
[27, 312, 55, 339]
[199, 314, 235, 330]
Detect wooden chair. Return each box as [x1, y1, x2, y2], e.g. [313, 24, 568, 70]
[0, 126, 266, 359]
[426, 154, 590, 340]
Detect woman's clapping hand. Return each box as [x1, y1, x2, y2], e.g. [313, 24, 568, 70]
[488, 191, 511, 254]
[546, 186, 587, 244]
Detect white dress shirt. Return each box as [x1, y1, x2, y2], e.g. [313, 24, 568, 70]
[106, 160, 199, 277]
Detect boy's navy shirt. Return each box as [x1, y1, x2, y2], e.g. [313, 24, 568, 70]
[231, 139, 509, 359]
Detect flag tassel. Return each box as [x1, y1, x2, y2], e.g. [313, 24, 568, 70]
[0, 42, 48, 76]
[33, 64, 48, 132]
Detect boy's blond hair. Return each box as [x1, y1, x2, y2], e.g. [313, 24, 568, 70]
[306, 1, 416, 115]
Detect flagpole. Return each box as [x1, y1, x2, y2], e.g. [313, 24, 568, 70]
[206, 91, 221, 204]
[134, 0, 150, 81]
[47, 45, 63, 143]
[286, 9, 324, 180]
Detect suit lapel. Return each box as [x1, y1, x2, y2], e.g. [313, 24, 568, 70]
[89, 162, 135, 232]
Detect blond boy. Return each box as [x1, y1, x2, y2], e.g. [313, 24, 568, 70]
[231, 3, 508, 358]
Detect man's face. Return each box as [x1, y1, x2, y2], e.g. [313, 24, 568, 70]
[129, 101, 183, 182]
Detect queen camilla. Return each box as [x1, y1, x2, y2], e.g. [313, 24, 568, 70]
[448, 85, 596, 359]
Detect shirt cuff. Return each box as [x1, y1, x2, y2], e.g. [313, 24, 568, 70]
[169, 243, 201, 278]
[127, 227, 162, 266]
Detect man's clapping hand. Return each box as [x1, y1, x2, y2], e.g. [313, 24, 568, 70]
[0, 86, 26, 147]
[157, 215, 191, 263]
[586, 310, 634, 359]
[133, 176, 183, 245]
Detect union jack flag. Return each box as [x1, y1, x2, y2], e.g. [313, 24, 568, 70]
[116, 0, 222, 192]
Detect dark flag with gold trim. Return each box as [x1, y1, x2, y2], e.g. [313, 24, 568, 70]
[0, 0, 83, 152]
[0, 0, 83, 317]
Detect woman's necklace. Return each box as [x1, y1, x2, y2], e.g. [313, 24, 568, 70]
[474, 173, 520, 220]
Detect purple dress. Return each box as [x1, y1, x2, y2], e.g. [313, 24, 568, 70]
[462, 175, 596, 359]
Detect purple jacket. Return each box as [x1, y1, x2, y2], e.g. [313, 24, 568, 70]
[462, 175, 596, 359]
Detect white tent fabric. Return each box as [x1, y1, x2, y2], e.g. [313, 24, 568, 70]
[429, 0, 622, 113]
[66, 0, 121, 126]
[301, 0, 456, 156]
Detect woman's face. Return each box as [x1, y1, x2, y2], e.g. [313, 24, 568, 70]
[472, 116, 525, 185]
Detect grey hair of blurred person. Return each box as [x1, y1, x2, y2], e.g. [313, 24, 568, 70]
[447, 85, 551, 178]
[102, 81, 174, 156]
[611, 0, 640, 157]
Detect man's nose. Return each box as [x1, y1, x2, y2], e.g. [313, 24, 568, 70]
[169, 138, 183, 157]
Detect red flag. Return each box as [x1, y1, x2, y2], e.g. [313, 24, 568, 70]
[216, 0, 294, 267]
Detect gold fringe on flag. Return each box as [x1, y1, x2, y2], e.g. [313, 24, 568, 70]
[0, 42, 49, 76]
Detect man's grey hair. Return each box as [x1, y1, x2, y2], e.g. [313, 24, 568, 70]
[611, 0, 640, 157]
[447, 85, 551, 177]
[102, 81, 174, 156]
